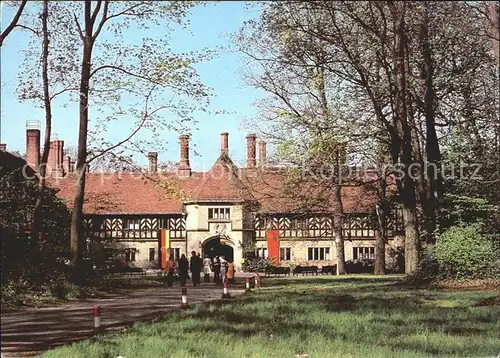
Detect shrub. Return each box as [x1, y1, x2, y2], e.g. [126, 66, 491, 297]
[433, 223, 499, 279]
[345, 260, 374, 274]
[242, 258, 274, 273]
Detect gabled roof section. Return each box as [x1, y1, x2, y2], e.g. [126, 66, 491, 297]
[192, 153, 255, 202]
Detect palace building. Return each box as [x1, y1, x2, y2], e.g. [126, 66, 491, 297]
[2, 123, 405, 271]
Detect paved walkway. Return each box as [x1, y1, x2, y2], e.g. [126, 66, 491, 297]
[1, 283, 246, 357]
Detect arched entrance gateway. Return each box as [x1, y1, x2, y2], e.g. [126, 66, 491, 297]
[202, 236, 234, 262]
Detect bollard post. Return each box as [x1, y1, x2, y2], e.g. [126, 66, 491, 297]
[93, 305, 101, 333]
[222, 279, 231, 299]
[181, 287, 188, 309]
[254, 274, 260, 288]
[245, 277, 251, 292]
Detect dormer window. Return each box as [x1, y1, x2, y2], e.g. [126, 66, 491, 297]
[209, 208, 230, 220]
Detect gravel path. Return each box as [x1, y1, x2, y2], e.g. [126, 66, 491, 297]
[1, 283, 245, 357]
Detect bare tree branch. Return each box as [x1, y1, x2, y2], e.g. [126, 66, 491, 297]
[0, 0, 28, 47]
[73, 13, 85, 41]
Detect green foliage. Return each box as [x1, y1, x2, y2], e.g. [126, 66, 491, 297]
[433, 223, 499, 279]
[241, 240, 274, 272]
[242, 257, 275, 273]
[439, 194, 499, 231]
[0, 164, 71, 286]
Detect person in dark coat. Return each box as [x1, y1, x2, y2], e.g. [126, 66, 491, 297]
[177, 254, 189, 287]
[212, 255, 221, 285]
[190, 251, 202, 286]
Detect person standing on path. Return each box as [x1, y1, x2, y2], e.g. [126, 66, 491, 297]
[220, 256, 228, 283]
[190, 251, 202, 286]
[178, 254, 189, 287]
[227, 260, 235, 284]
[212, 255, 221, 285]
[203, 254, 212, 283]
[166, 256, 177, 287]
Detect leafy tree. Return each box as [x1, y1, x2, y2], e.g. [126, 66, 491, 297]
[0, 154, 71, 286]
[238, 1, 499, 275]
[17, 1, 212, 282]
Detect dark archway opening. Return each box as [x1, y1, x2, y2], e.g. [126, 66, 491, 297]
[203, 237, 234, 262]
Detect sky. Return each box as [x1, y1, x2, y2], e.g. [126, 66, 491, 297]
[0, 1, 267, 171]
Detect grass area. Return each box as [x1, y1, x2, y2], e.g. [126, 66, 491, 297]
[40, 275, 499, 358]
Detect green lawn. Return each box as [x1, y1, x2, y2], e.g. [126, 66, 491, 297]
[40, 275, 500, 358]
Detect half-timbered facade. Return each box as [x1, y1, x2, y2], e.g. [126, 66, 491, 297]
[6, 126, 405, 271]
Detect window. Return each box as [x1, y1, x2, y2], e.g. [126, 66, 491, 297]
[353, 247, 375, 260]
[149, 248, 155, 262]
[124, 218, 141, 230]
[124, 248, 136, 262]
[169, 248, 181, 261]
[209, 208, 230, 220]
[307, 247, 330, 261]
[280, 247, 291, 261]
[256, 248, 268, 259]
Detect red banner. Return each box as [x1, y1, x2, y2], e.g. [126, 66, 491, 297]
[266, 230, 280, 265]
[160, 229, 170, 270]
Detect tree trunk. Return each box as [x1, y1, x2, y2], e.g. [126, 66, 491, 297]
[333, 198, 346, 274]
[333, 147, 346, 275]
[392, 2, 421, 275]
[407, 76, 434, 246]
[420, 2, 440, 243]
[32, 0, 52, 245]
[315, 64, 346, 275]
[401, 198, 420, 273]
[70, 1, 94, 283]
[374, 173, 388, 275]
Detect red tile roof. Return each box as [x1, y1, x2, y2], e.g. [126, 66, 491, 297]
[50, 154, 379, 215]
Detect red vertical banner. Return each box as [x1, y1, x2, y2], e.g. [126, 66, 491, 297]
[160, 229, 170, 270]
[266, 230, 280, 265]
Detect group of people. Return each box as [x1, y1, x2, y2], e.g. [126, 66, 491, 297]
[203, 255, 235, 284]
[164, 251, 235, 287]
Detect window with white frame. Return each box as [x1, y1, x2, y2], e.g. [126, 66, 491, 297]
[124, 218, 141, 230]
[208, 208, 230, 220]
[353, 247, 375, 260]
[169, 248, 181, 261]
[280, 247, 291, 261]
[124, 248, 137, 262]
[307, 247, 330, 261]
[256, 248, 268, 259]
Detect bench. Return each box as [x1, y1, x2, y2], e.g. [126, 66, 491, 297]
[265, 266, 291, 277]
[320, 265, 337, 275]
[110, 267, 146, 277]
[292, 265, 319, 276]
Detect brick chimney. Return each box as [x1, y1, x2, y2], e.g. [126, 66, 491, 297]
[246, 134, 256, 168]
[63, 155, 72, 175]
[148, 152, 158, 173]
[26, 121, 41, 171]
[178, 134, 191, 177]
[0, 144, 6, 152]
[220, 132, 229, 156]
[47, 140, 64, 177]
[258, 140, 267, 166]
